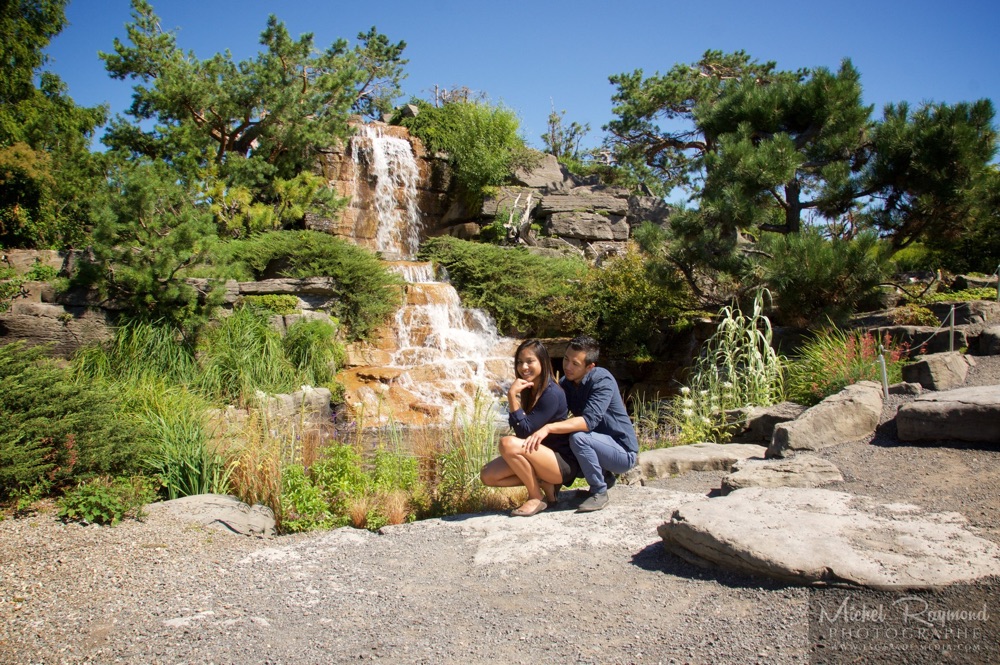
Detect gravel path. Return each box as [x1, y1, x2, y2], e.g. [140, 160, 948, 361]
[2, 356, 999, 665]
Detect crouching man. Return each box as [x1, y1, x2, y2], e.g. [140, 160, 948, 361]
[523, 336, 638, 512]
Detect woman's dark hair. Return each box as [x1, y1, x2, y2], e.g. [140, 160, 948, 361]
[514, 339, 555, 413]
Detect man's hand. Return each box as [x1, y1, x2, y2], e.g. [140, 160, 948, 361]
[523, 425, 549, 452]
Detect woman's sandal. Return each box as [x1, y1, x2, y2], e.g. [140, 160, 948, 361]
[511, 499, 548, 517]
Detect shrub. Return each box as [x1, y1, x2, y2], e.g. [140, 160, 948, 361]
[556, 246, 692, 359]
[417, 236, 586, 335]
[785, 328, 908, 406]
[917, 287, 997, 303]
[0, 342, 152, 500]
[396, 99, 534, 202]
[279, 464, 338, 533]
[760, 229, 891, 327]
[208, 231, 402, 340]
[57, 475, 157, 526]
[889, 304, 940, 327]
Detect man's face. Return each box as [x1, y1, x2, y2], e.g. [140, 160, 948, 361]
[562, 349, 593, 384]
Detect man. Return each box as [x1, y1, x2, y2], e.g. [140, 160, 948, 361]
[523, 336, 639, 512]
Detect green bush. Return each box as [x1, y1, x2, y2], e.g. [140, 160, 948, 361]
[918, 287, 997, 303]
[556, 246, 692, 359]
[207, 231, 402, 340]
[279, 464, 338, 533]
[889, 304, 940, 327]
[785, 328, 908, 406]
[0, 342, 152, 500]
[57, 475, 158, 526]
[760, 229, 891, 327]
[396, 99, 534, 202]
[417, 236, 586, 335]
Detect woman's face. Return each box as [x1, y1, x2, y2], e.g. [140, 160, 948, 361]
[515, 348, 543, 384]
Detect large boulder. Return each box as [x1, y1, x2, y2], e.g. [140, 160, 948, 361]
[720, 455, 843, 494]
[511, 153, 576, 192]
[767, 382, 883, 458]
[978, 325, 1000, 356]
[896, 385, 1000, 443]
[146, 494, 275, 538]
[730, 402, 807, 444]
[900, 351, 972, 391]
[658, 487, 1000, 588]
[620, 442, 766, 485]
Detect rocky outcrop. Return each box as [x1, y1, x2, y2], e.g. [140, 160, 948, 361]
[720, 455, 843, 494]
[620, 442, 766, 485]
[896, 385, 1000, 443]
[978, 324, 1000, 355]
[900, 351, 973, 391]
[658, 487, 1000, 588]
[145, 494, 275, 538]
[730, 402, 807, 444]
[767, 382, 883, 458]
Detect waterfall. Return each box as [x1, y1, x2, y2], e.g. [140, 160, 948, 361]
[351, 124, 423, 259]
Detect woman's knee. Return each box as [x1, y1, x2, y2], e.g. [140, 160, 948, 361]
[498, 435, 522, 457]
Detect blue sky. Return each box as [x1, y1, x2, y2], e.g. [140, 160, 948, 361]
[44, 0, 999, 152]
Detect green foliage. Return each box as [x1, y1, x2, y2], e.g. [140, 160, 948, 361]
[417, 236, 587, 335]
[628, 394, 673, 451]
[397, 98, 532, 201]
[555, 245, 692, 358]
[862, 100, 997, 251]
[57, 475, 157, 526]
[87, 159, 224, 332]
[889, 304, 940, 327]
[242, 294, 300, 315]
[759, 229, 891, 327]
[890, 243, 936, 273]
[0, 1, 107, 249]
[279, 464, 337, 533]
[72, 318, 199, 386]
[208, 231, 402, 340]
[0, 342, 152, 500]
[432, 392, 502, 515]
[670, 291, 784, 444]
[785, 328, 908, 406]
[282, 317, 345, 388]
[101, 1, 405, 228]
[917, 287, 997, 303]
[542, 107, 590, 160]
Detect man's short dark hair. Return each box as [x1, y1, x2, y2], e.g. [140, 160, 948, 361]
[567, 335, 600, 366]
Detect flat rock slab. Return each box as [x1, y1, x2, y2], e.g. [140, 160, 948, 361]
[658, 487, 1000, 589]
[146, 494, 275, 538]
[896, 384, 1000, 444]
[621, 443, 766, 484]
[720, 455, 843, 494]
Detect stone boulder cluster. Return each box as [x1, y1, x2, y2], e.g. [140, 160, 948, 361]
[621, 347, 1000, 589]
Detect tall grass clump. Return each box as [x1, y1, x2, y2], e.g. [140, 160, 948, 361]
[785, 328, 908, 406]
[196, 307, 298, 404]
[282, 318, 345, 387]
[670, 290, 784, 444]
[72, 318, 198, 386]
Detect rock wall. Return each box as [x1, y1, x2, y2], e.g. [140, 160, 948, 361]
[304, 121, 673, 260]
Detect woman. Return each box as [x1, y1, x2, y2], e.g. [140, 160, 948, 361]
[480, 339, 580, 517]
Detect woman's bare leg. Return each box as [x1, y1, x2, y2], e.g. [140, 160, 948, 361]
[497, 436, 563, 512]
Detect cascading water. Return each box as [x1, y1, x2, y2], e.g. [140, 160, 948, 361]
[351, 124, 423, 259]
[340, 124, 515, 425]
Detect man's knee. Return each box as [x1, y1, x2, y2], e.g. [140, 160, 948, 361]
[568, 431, 590, 453]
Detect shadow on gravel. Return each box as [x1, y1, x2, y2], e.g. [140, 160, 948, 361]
[629, 541, 797, 591]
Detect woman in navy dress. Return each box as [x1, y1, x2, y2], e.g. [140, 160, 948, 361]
[480, 339, 580, 516]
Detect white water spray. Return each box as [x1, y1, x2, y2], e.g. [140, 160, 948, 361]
[351, 124, 422, 258]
